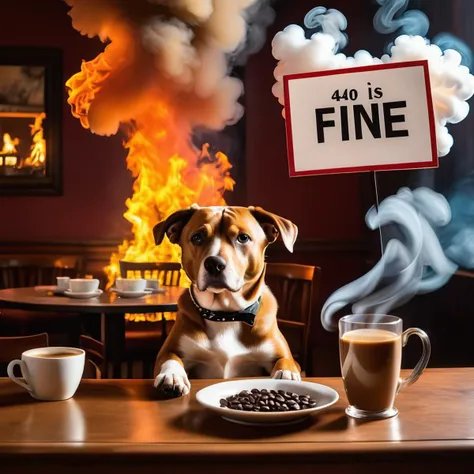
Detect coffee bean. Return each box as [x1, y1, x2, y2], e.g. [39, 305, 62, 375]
[218, 389, 317, 413]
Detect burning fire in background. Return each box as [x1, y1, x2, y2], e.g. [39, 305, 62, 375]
[1, 113, 46, 168]
[64, 0, 273, 288]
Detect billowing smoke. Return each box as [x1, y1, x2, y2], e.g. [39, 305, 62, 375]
[65, 0, 274, 136]
[439, 174, 474, 270]
[373, 0, 473, 68]
[373, 0, 429, 37]
[321, 188, 458, 331]
[272, 8, 474, 157]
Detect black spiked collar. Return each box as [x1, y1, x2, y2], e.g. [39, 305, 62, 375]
[189, 287, 261, 327]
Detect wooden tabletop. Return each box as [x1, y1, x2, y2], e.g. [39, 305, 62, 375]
[1, 368, 474, 473]
[0, 287, 181, 313]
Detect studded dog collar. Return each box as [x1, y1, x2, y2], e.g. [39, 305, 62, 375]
[189, 287, 261, 327]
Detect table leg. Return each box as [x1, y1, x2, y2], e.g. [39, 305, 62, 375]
[101, 313, 126, 379]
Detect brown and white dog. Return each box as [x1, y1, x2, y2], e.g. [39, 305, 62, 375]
[152, 205, 301, 397]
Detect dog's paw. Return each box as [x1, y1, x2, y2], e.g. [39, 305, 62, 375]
[272, 369, 301, 382]
[154, 360, 190, 398]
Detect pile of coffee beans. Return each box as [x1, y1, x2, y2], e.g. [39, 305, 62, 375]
[219, 389, 317, 412]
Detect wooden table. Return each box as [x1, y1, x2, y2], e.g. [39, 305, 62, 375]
[0, 287, 181, 377]
[0, 368, 473, 474]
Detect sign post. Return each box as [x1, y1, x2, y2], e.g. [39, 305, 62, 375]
[283, 60, 438, 177]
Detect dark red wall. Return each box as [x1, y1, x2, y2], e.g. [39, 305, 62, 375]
[0, 0, 132, 242]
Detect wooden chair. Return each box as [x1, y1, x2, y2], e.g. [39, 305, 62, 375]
[0, 333, 49, 376]
[0, 255, 83, 346]
[80, 335, 105, 379]
[265, 263, 321, 376]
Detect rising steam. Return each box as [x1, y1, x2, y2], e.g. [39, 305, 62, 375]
[65, 0, 273, 136]
[321, 188, 458, 331]
[272, 8, 474, 157]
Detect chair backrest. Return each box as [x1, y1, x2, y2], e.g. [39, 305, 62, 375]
[0, 333, 49, 363]
[264, 263, 320, 373]
[119, 261, 182, 286]
[80, 335, 104, 379]
[0, 255, 82, 289]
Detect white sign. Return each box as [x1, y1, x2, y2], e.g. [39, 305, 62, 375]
[283, 61, 438, 177]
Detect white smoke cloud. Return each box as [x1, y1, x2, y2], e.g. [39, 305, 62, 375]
[271, 12, 474, 157]
[65, 0, 273, 136]
[321, 187, 458, 331]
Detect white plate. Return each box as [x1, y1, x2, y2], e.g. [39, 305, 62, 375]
[196, 378, 339, 426]
[109, 288, 153, 298]
[64, 289, 103, 299]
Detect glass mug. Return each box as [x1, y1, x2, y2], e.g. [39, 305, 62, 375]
[339, 314, 431, 420]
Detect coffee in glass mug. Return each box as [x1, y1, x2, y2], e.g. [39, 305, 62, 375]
[339, 315, 431, 420]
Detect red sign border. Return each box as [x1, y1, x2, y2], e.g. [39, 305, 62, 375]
[283, 60, 439, 178]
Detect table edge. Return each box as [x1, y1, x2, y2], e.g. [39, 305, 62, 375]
[0, 440, 474, 457]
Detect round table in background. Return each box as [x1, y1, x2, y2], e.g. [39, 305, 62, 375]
[0, 287, 182, 377]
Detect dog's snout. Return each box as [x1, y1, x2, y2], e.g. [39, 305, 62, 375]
[204, 256, 227, 276]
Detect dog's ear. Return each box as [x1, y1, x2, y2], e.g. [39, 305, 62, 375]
[249, 206, 298, 253]
[153, 205, 199, 245]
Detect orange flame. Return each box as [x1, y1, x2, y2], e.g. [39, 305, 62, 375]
[66, 57, 234, 289]
[24, 113, 47, 167]
[1, 133, 19, 155]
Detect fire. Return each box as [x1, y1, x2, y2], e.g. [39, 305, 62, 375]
[66, 58, 235, 289]
[0, 114, 46, 169]
[1, 133, 19, 155]
[24, 113, 46, 168]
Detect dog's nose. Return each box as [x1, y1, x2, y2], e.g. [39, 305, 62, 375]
[204, 256, 227, 276]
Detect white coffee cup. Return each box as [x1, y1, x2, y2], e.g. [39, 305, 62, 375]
[7, 347, 85, 401]
[69, 278, 99, 293]
[115, 278, 147, 292]
[145, 278, 160, 291]
[56, 276, 70, 292]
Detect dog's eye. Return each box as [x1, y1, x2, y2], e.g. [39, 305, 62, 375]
[237, 233, 250, 244]
[191, 232, 204, 245]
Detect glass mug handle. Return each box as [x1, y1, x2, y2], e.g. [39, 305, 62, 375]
[397, 328, 431, 394]
[7, 359, 32, 392]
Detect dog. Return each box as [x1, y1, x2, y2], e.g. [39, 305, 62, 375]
[152, 204, 301, 397]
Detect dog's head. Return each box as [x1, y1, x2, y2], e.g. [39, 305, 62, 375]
[153, 205, 298, 293]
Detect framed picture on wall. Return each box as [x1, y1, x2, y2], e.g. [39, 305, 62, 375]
[0, 47, 62, 196]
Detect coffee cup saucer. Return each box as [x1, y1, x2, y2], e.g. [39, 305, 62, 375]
[147, 288, 166, 294]
[34, 285, 67, 295]
[109, 288, 153, 298]
[64, 289, 103, 299]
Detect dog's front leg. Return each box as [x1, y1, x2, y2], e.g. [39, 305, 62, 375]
[154, 354, 190, 398]
[271, 357, 301, 381]
[270, 329, 302, 381]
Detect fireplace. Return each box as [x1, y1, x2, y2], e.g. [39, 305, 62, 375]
[0, 47, 62, 196]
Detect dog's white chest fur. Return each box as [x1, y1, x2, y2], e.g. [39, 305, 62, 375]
[178, 321, 274, 379]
